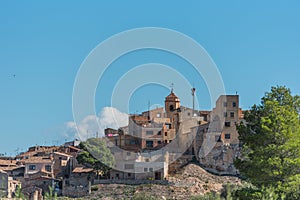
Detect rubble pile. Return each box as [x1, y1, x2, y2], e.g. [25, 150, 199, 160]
[89, 163, 241, 199]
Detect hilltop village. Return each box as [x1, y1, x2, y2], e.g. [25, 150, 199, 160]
[0, 90, 244, 199]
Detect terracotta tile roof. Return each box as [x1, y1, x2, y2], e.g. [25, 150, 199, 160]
[16, 151, 38, 158]
[0, 159, 17, 166]
[10, 180, 20, 184]
[22, 156, 53, 164]
[69, 146, 81, 152]
[40, 176, 57, 180]
[72, 167, 93, 173]
[166, 91, 179, 99]
[0, 166, 24, 171]
[53, 151, 72, 157]
[16, 146, 60, 158]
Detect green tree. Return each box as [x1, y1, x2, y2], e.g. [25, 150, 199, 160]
[14, 184, 27, 200]
[235, 86, 300, 199]
[44, 185, 57, 200]
[77, 138, 115, 178]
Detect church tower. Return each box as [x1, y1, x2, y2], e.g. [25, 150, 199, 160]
[165, 89, 181, 130]
[165, 89, 180, 114]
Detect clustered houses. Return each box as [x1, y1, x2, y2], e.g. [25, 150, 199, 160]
[0, 141, 94, 199]
[105, 90, 244, 180]
[0, 89, 244, 199]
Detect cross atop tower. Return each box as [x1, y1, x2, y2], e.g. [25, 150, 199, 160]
[170, 83, 174, 93]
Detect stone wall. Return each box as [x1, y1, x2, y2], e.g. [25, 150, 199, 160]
[0, 171, 8, 198]
[62, 173, 91, 198]
[168, 155, 194, 174]
[94, 179, 170, 185]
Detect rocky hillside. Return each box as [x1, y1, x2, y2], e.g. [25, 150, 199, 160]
[87, 163, 241, 200]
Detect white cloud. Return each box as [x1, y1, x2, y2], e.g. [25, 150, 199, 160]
[64, 107, 128, 141]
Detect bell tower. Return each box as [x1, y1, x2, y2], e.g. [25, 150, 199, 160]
[165, 89, 180, 114]
[165, 89, 181, 130]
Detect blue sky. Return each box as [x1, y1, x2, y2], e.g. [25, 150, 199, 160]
[1, 1, 300, 155]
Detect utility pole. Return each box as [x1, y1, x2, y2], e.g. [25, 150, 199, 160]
[191, 88, 196, 117]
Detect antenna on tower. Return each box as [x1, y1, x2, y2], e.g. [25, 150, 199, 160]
[148, 100, 151, 121]
[191, 87, 196, 117]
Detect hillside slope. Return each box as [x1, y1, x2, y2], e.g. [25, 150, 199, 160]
[88, 163, 241, 200]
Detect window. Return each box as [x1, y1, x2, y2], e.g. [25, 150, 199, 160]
[29, 165, 36, 170]
[124, 164, 134, 169]
[128, 173, 131, 177]
[165, 132, 168, 136]
[225, 122, 231, 127]
[232, 102, 237, 107]
[157, 131, 161, 135]
[187, 112, 191, 116]
[129, 140, 136, 145]
[145, 158, 150, 162]
[225, 133, 231, 139]
[144, 168, 148, 172]
[149, 168, 153, 172]
[224, 112, 227, 117]
[215, 136, 221, 142]
[146, 140, 153, 148]
[126, 152, 131, 156]
[165, 140, 168, 143]
[224, 102, 228, 107]
[157, 141, 162, 145]
[230, 112, 235, 118]
[45, 165, 51, 172]
[146, 131, 153, 135]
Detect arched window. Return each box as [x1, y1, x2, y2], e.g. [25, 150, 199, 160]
[169, 105, 174, 111]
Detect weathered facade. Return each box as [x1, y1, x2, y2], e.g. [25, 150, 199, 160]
[0, 170, 8, 198]
[105, 90, 244, 178]
[62, 167, 93, 198]
[0, 169, 21, 199]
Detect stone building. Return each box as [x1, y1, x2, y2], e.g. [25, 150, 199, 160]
[22, 156, 54, 179]
[210, 95, 242, 145]
[109, 147, 169, 180]
[105, 90, 244, 177]
[53, 152, 72, 178]
[62, 167, 93, 198]
[194, 95, 243, 175]
[0, 169, 21, 198]
[0, 169, 8, 198]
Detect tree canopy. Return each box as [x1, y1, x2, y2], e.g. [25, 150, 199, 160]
[77, 138, 115, 177]
[235, 86, 300, 199]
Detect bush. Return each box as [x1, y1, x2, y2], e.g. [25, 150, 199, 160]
[132, 193, 160, 200]
[91, 185, 99, 191]
[190, 192, 222, 200]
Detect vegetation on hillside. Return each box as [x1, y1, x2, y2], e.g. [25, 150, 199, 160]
[77, 138, 115, 178]
[234, 86, 300, 199]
